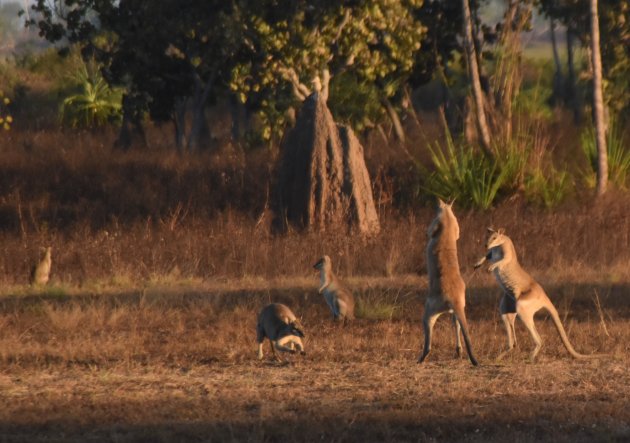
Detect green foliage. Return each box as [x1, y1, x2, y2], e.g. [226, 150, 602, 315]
[423, 131, 507, 210]
[60, 61, 123, 129]
[355, 296, 398, 321]
[230, 0, 425, 140]
[524, 165, 571, 208]
[513, 63, 554, 122]
[0, 90, 12, 130]
[580, 115, 630, 189]
[328, 72, 385, 131]
[538, 0, 630, 115]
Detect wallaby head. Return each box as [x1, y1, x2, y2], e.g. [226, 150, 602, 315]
[430, 198, 459, 240]
[313, 255, 332, 272]
[485, 227, 507, 249]
[288, 320, 305, 338]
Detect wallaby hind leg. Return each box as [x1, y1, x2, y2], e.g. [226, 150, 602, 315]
[418, 306, 441, 364]
[452, 305, 479, 366]
[497, 294, 518, 360]
[269, 339, 282, 362]
[452, 313, 462, 358]
[497, 313, 518, 360]
[256, 325, 266, 360]
[517, 301, 543, 362]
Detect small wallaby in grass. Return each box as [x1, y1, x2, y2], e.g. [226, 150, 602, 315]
[418, 199, 478, 366]
[30, 246, 52, 286]
[257, 303, 306, 361]
[313, 255, 355, 321]
[475, 228, 608, 362]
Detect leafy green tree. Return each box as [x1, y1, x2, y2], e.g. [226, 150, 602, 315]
[27, 0, 242, 150]
[26, 0, 429, 147]
[537, 0, 630, 115]
[229, 0, 425, 142]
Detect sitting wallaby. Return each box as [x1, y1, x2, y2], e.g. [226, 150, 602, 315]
[257, 303, 306, 361]
[30, 246, 52, 286]
[313, 255, 355, 321]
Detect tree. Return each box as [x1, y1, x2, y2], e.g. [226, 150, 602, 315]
[229, 0, 425, 143]
[590, 0, 607, 196]
[537, 0, 630, 116]
[26, 0, 242, 151]
[461, 0, 492, 157]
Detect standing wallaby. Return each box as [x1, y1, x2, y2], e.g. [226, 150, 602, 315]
[313, 255, 355, 321]
[475, 228, 606, 361]
[418, 199, 478, 366]
[30, 246, 52, 286]
[257, 303, 306, 361]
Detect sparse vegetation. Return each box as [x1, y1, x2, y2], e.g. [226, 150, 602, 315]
[581, 115, 630, 189]
[0, 1, 628, 441]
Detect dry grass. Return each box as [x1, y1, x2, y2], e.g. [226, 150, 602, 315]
[0, 281, 628, 442]
[0, 129, 629, 441]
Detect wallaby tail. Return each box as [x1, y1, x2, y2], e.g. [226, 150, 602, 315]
[454, 307, 479, 366]
[546, 302, 600, 360]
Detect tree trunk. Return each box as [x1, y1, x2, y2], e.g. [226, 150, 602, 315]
[187, 72, 215, 152]
[566, 28, 582, 123]
[590, 0, 608, 196]
[115, 94, 147, 150]
[173, 98, 187, 151]
[382, 97, 406, 143]
[461, 0, 492, 157]
[550, 18, 564, 105]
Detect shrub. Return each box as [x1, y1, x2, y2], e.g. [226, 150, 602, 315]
[580, 115, 630, 189]
[423, 131, 507, 210]
[355, 294, 399, 321]
[60, 60, 123, 129]
[524, 165, 571, 208]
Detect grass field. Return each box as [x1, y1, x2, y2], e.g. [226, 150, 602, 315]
[0, 276, 628, 442]
[0, 107, 629, 441]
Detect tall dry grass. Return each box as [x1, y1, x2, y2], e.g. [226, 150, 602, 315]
[0, 129, 629, 442]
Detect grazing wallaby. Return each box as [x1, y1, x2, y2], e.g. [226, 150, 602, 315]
[313, 255, 355, 321]
[257, 303, 306, 361]
[475, 228, 606, 361]
[30, 246, 52, 286]
[418, 199, 478, 366]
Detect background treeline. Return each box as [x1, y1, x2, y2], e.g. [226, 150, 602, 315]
[0, 0, 629, 216]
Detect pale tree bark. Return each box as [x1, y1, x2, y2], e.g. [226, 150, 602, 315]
[462, 0, 492, 158]
[590, 0, 607, 196]
[382, 97, 406, 143]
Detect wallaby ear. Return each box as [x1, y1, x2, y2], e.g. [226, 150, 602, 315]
[447, 198, 456, 207]
[498, 228, 505, 235]
[487, 227, 496, 233]
[437, 197, 446, 208]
